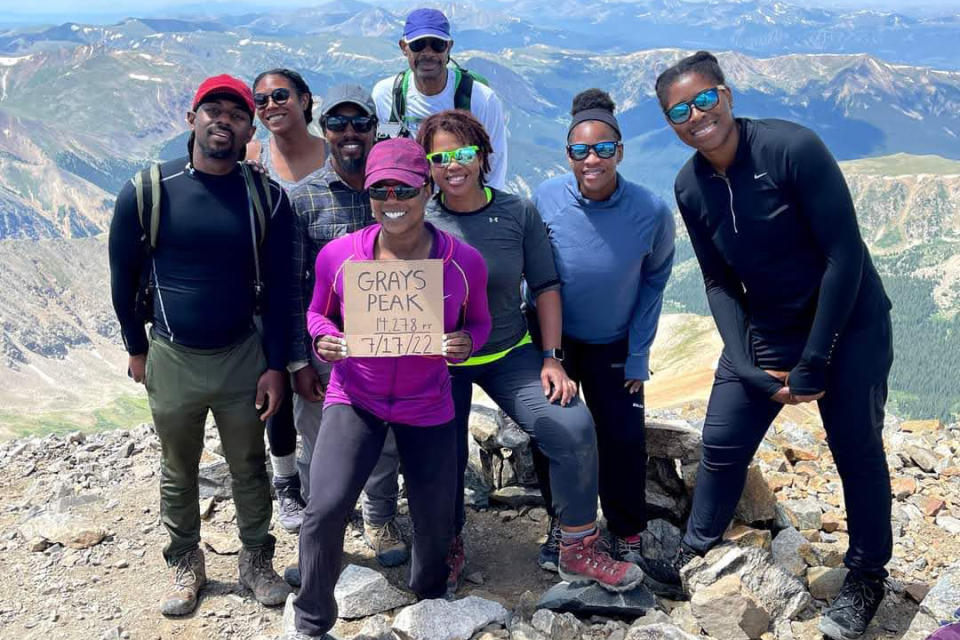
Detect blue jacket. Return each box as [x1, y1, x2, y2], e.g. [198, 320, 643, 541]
[534, 173, 675, 380]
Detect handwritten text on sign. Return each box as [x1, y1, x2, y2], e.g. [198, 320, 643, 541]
[343, 260, 444, 357]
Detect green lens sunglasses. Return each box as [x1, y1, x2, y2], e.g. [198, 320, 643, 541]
[425, 145, 479, 167]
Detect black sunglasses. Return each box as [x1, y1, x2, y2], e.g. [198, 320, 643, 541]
[566, 141, 620, 161]
[253, 87, 291, 108]
[408, 38, 449, 53]
[322, 114, 377, 133]
[369, 185, 423, 201]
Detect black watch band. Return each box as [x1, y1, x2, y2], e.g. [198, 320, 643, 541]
[542, 348, 564, 362]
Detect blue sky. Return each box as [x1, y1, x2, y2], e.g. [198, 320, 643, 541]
[1, 0, 956, 24]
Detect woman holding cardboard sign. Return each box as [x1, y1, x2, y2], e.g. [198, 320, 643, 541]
[291, 138, 490, 640]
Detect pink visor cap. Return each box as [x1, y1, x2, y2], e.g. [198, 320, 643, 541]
[364, 138, 430, 190]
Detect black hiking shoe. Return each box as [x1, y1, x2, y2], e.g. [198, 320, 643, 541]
[818, 571, 885, 639]
[614, 535, 686, 599]
[537, 517, 561, 572]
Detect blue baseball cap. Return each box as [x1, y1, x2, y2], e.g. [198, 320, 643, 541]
[403, 8, 451, 42]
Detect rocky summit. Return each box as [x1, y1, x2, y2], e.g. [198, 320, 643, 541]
[0, 393, 957, 640]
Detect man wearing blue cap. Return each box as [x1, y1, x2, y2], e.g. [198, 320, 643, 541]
[372, 7, 509, 190]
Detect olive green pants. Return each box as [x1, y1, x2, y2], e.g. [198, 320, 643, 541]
[145, 330, 275, 565]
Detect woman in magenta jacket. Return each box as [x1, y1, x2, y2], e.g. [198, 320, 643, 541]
[291, 138, 490, 639]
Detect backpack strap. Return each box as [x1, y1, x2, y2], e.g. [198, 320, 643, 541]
[240, 163, 269, 247]
[133, 163, 162, 251]
[389, 71, 407, 124]
[453, 67, 473, 112]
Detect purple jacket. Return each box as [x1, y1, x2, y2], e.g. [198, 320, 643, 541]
[307, 223, 491, 426]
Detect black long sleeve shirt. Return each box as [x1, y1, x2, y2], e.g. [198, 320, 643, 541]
[109, 156, 293, 370]
[675, 118, 891, 396]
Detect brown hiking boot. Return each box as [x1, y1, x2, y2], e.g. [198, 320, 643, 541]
[161, 548, 206, 616]
[238, 546, 292, 606]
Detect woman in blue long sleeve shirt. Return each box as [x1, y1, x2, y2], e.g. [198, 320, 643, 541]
[533, 89, 679, 596]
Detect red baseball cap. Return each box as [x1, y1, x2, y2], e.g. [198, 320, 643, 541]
[192, 74, 255, 116]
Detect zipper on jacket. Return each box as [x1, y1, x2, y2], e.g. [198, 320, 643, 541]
[386, 356, 397, 422]
[712, 174, 738, 234]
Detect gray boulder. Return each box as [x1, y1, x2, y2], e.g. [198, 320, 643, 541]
[536, 581, 655, 618]
[639, 519, 682, 562]
[355, 614, 395, 640]
[777, 498, 822, 531]
[392, 596, 509, 640]
[920, 561, 960, 625]
[530, 609, 581, 640]
[682, 544, 811, 623]
[645, 420, 702, 463]
[690, 574, 770, 639]
[624, 623, 701, 640]
[733, 465, 777, 523]
[490, 486, 544, 507]
[771, 527, 809, 578]
[334, 564, 415, 619]
[198, 460, 233, 499]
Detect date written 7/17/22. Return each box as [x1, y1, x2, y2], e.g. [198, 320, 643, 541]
[353, 317, 439, 355]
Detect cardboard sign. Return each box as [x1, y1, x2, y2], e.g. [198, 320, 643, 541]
[343, 259, 444, 357]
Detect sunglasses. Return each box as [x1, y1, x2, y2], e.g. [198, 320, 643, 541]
[425, 145, 479, 167]
[566, 141, 620, 161]
[664, 86, 724, 125]
[408, 38, 449, 53]
[369, 185, 423, 201]
[253, 87, 291, 108]
[322, 114, 377, 133]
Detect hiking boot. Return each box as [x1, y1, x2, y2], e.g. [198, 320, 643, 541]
[362, 519, 410, 568]
[538, 517, 561, 573]
[613, 534, 686, 599]
[161, 548, 206, 616]
[238, 546, 292, 606]
[818, 571, 886, 639]
[446, 534, 466, 595]
[673, 543, 700, 575]
[559, 530, 644, 592]
[284, 563, 301, 588]
[279, 633, 339, 640]
[275, 480, 306, 534]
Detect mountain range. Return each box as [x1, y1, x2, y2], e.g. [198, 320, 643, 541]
[0, 0, 958, 433]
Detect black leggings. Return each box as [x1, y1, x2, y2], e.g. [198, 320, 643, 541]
[533, 337, 649, 538]
[682, 315, 894, 577]
[293, 404, 456, 637]
[265, 374, 296, 458]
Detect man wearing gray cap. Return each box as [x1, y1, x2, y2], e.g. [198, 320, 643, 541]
[286, 84, 379, 494]
[372, 7, 509, 190]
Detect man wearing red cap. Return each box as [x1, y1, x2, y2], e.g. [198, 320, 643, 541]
[109, 74, 294, 616]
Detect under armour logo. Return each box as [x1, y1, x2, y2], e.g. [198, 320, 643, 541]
[489, 216, 499, 223]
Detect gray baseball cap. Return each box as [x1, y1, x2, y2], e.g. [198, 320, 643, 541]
[320, 84, 376, 117]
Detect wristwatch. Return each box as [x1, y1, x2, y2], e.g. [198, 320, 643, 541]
[542, 348, 565, 362]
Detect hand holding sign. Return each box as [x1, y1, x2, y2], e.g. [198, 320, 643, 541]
[441, 331, 473, 361]
[315, 335, 348, 362]
[344, 260, 445, 358]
